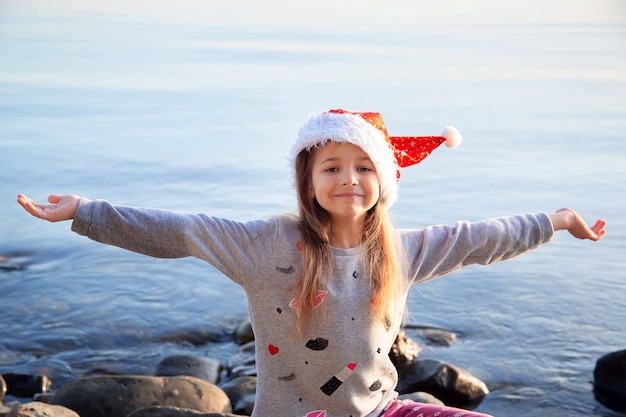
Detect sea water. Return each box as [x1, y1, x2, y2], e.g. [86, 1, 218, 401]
[1, 1, 625, 415]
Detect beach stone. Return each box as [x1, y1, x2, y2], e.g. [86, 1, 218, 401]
[227, 342, 257, 378]
[396, 359, 489, 407]
[219, 376, 256, 415]
[50, 375, 232, 417]
[6, 402, 79, 417]
[389, 330, 421, 367]
[0, 374, 6, 402]
[33, 393, 54, 403]
[398, 391, 445, 405]
[1, 373, 52, 398]
[127, 406, 245, 417]
[593, 349, 626, 412]
[1, 402, 18, 416]
[155, 355, 222, 385]
[422, 329, 457, 347]
[234, 321, 254, 345]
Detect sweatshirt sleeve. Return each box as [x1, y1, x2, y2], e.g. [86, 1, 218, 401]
[400, 213, 554, 284]
[70, 198, 279, 284]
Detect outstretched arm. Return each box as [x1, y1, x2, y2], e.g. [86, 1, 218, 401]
[17, 194, 80, 222]
[549, 208, 607, 241]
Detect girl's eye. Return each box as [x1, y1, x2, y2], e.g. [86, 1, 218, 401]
[358, 166, 373, 172]
[324, 167, 338, 173]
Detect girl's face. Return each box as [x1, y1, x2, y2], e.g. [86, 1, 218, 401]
[309, 142, 381, 224]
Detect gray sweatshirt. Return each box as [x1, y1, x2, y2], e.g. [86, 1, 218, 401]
[71, 199, 554, 417]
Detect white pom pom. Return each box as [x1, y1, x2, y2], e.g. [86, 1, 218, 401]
[441, 126, 462, 148]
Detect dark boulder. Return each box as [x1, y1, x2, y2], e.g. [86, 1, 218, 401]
[396, 359, 488, 408]
[1, 373, 51, 398]
[594, 349, 626, 412]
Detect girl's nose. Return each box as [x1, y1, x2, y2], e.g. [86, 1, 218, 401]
[341, 169, 358, 185]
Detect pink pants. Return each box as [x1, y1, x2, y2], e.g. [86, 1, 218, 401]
[380, 399, 493, 417]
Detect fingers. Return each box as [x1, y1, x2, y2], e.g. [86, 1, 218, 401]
[48, 194, 63, 204]
[17, 194, 48, 220]
[590, 219, 607, 241]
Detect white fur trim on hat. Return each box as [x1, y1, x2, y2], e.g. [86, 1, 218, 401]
[289, 111, 399, 207]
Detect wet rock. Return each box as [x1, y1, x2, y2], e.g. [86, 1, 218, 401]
[1, 373, 51, 398]
[50, 375, 232, 417]
[389, 330, 421, 367]
[396, 359, 489, 408]
[33, 393, 54, 403]
[594, 349, 626, 412]
[6, 402, 79, 417]
[227, 342, 257, 378]
[220, 376, 256, 415]
[398, 391, 445, 405]
[1, 402, 18, 417]
[234, 321, 254, 345]
[422, 329, 457, 347]
[0, 257, 22, 272]
[127, 406, 245, 417]
[155, 355, 222, 385]
[0, 374, 6, 402]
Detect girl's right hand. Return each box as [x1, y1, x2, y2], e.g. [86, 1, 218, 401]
[17, 194, 80, 222]
[550, 208, 607, 241]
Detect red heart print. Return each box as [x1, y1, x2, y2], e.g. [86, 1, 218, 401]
[268, 344, 279, 355]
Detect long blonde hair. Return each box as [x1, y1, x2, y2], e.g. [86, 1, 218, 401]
[292, 146, 407, 334]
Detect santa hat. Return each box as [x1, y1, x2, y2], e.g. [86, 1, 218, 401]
[289, 109, 462, 207]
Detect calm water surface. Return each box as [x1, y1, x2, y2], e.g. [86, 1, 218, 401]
[1, 1, 625, 416]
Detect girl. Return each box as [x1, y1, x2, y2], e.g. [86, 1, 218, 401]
[17, 109, 606, 417]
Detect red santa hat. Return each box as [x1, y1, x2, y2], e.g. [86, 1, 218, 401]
[290, 109, 461, 207]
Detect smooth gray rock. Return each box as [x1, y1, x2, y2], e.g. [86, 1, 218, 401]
[227, 342, 257, 378]
[398, 391, 445, 405]
[50, 375, 232, 417]
[155, 355, 222, 385]
[422, 329, 457, 347]
[219, 376, 256, 415]
[6, 402, 79, 417]
[234, 321, 254, 345]
[127, 406, 245, 417]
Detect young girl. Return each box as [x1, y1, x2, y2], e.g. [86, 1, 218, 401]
[17, 109, 606, 417]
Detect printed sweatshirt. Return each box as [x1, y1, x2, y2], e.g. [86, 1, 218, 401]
[71, 199, 554, 417]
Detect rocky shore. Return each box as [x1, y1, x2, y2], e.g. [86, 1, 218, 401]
[1, 320, 624, 417]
